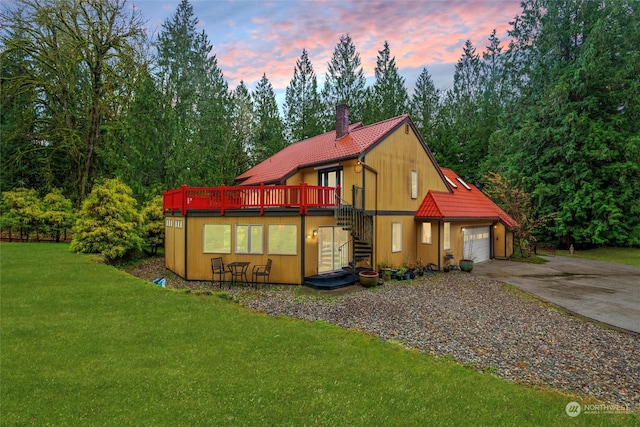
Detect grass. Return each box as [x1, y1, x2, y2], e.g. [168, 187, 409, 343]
[555, 247, 640, 268]
[1, 243, 637, 426]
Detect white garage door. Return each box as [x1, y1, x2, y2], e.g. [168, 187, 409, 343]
[463, 227, 491, 262]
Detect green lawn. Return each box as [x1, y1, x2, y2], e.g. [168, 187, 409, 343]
[554, 247, 640, 268]
[1, 243, 636, 426]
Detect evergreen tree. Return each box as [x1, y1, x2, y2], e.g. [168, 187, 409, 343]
[500, 0, 640, 246]
[252, 74, 285, 165]
[364, 41, 409, 124]
[71, 178, 143, 263]
[410, 68, 440, 142]
[228, 81, 255, 180]
[435, 40, 485, 181]
[284, 49, 324, 141]
[156, 0, 233, 188]
[117, 70, 165, 199]
[321, 34, 366, 126]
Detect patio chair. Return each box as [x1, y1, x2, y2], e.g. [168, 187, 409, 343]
[252, 259, 272, 287]
[211, 257, 232, 289]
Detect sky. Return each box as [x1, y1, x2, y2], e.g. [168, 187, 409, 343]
[133, 0, 524, 105]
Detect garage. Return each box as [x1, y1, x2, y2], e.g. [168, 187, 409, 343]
[463, 227, 491, 262]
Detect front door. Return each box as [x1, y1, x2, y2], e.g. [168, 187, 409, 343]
[318, 226, 350, 273]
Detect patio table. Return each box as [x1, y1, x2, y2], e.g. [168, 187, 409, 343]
[227, 261, 250, 286]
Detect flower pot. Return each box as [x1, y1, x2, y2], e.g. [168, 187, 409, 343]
[359, 271, 379, 288]
[459, 259, 474, 272]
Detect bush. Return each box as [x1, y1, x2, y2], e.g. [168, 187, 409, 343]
[141, 195, 164, 255]
[42, 189, 75, 242]
[71, 178, 143, 263]
[1, 188, 43, 241]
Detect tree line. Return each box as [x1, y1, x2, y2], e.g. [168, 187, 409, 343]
[1, 0, 638, 248]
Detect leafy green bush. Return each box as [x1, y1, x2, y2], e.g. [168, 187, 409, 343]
[0, 188, 43, 241]
[42, 189, 75, 242]
[141, 195, 164, 255]
[71, 178, 143, 262]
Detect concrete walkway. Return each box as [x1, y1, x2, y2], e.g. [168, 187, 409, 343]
[472, 256, 640, 333]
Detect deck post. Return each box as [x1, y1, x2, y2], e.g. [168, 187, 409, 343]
[220, 184, 225, 216]
[181, 184, 187, 216]
[260, 183, 265, 215]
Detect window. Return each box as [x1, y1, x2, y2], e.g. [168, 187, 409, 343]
[175, 220, 183, 229]
[268, 224, 297, 255]
[235, 225, 263, 254]
[421, 222, 432, 244]
[411, 170, 418, 199]
[444, 222, 451, 250]
[318, 167, 343, 188]
[166, 219, 173, 227]
[203, 224, 231, 253]
[392, 222, 402, 252]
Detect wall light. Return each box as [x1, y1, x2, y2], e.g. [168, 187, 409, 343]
[313, 229, 318, 237]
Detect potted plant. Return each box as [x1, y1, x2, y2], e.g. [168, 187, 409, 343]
[443, 252, 454, 272]
[460, 234, 475, 272]
[377, 262, 392, 281]
[397, 267, 407, 280]
[359, 270, 379, 287]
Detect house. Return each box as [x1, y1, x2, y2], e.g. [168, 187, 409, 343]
[163, 104, 517, 287]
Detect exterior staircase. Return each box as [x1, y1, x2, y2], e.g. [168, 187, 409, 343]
[335, 187, 373, 268]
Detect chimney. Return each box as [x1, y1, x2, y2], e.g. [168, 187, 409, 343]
[336, 104, 349, 139]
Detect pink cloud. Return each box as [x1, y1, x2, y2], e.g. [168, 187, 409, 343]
[168, 0, 524, 94]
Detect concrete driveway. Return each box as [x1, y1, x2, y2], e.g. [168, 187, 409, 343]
[472, 256, 640, 333]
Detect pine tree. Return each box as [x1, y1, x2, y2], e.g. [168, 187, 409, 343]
[436, 40, 485, 181]
[321, 34, 366, 126]
[410, 68, 440, 142]
[156, 0, 232, 187]
[252, 74, 285, 165]
[284, 49, 324, 142]
[364, 41, 409, 123]
[499, 0, 640, 246]
[228, 81, 254, 180]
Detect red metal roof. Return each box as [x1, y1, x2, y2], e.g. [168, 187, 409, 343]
[236, 115, 409, 185]
[416, 168, 518, 229]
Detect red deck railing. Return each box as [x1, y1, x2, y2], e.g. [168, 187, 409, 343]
[163, 183, 341, 216]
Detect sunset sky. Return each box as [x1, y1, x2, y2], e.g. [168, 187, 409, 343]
[133, 0, 524, 104]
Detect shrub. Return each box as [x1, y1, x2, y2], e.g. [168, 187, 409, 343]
[42, 189, 75, 242]
[0, 188, 43, 241]
[141, 195, 164, 255]
[71, 178, 143, 263]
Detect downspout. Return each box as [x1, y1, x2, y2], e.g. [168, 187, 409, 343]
[437, 220, 442, 271]
[490, 222, 496, 260]
[184, 213, 188, 280]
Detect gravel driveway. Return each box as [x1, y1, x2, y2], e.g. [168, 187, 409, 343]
[129, 260, 639, 411]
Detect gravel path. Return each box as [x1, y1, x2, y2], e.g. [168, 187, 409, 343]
[128, 260, 639, 410]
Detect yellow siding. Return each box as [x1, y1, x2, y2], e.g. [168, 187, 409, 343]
[184, 215, 304, 284]
[373, 215, 418, 270]
[164, 216, 186, 279]
[364, 125, 448, 212]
